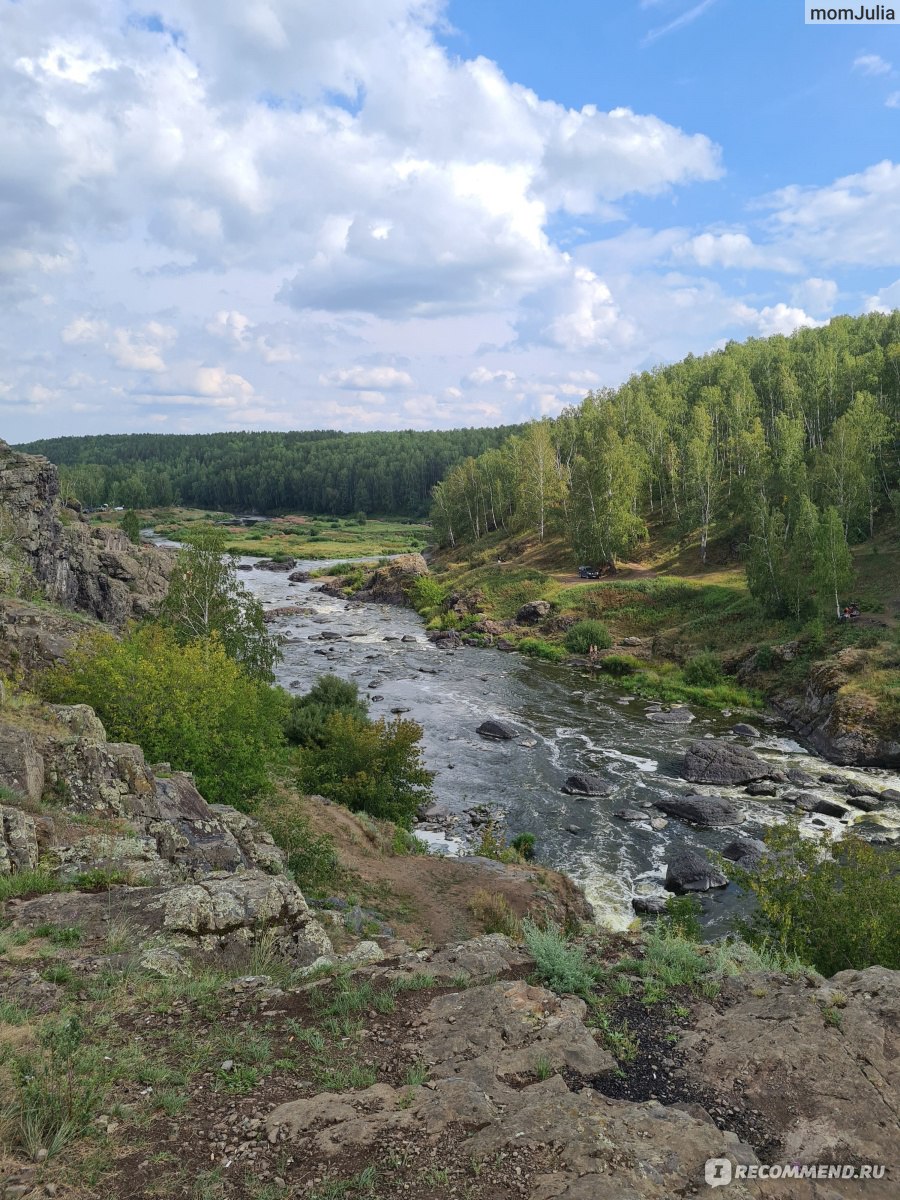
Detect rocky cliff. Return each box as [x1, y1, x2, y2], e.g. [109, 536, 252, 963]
[0, 439, 172, 626]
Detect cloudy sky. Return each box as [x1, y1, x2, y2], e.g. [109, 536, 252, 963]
[3, 0, 900, 440]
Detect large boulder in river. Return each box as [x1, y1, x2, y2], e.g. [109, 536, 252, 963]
[665, 845, 728, 893]
[476, 720, 517, 741]
[654, 794, 743, 827]
[682, 738, 771, 785]
[515, 599, 551, 624]
[561, 774, 614, 797]
[355, 553, 429, 606]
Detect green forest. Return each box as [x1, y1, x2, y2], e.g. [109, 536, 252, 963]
[17, 426, 522, 518]
[431, 312, 900, 619]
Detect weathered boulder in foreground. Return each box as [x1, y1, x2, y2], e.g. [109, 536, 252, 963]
[267, 974, 760, 1199]
[679, 966, 899, 1190]
[0, 721, 45, 803]
[8, 871, 333, 964]
[683, 738, 772, 785]
[654, 793, 744, 827]
[665, 844, 728, 892]
[354, 553, 429, 606]
[562, 772, 614, 797]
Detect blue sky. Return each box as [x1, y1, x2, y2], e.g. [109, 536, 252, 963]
[2, 0, 900, 440]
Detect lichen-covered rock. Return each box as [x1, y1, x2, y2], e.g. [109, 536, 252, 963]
[208, 804, 286, 874]
[0, 805, 39, 875]
[0, 721, 45, 803]
[151, 872, 332, 962]
[679, 966, 899, 1185]
[0, 440, 172, 626]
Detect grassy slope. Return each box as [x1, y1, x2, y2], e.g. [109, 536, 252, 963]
[423, 515, 900, 724]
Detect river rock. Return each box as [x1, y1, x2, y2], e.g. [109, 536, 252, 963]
[429, 630, 462, 650]
[845, 793, 883, 812]
[787, 767, 816, 787]
[476, 720, 517, 741]
[561, 774, 613, 797]
[654, 794, 743, 827]
[731, 723, 760, 737]
[287, 570, 310, 582]
[843, 781, 880, 798]
[744, 781, 777, 797]
[682, 739, 771, 785]
[788, 791, 818, 811]
[647, 708, 695, 725]
[880, 788, 900, 804]
[814, 797, 852, 819]
[665, 846, 728, 893]
[721, 837, 768, 868]
[632, 895, 669, 915]
[515, 600, 551, 623]
[614, 808, 648, 822]
[256, 558, 296, 572]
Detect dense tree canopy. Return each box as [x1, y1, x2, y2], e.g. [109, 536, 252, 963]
[431, 312, 900, 618]
[19, 426, 522, 518]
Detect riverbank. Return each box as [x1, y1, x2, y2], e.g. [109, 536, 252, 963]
[315, 541, 899, 769]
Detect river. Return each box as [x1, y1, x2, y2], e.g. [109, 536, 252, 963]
[231, 555, 900, 934]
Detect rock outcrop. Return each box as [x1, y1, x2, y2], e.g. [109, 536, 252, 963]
[353, 553, 429, 606]
[679, 966, 899, 1181]
[0, 704, 285, 883]
[774, 649, 900, 768]
[0, 440, 172, 626]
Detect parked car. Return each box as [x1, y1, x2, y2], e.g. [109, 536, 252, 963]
[577, 565, 600, 579]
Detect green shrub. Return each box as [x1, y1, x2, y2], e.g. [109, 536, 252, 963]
[297, 713, 434, 828]
[663, 894, 703, 941]
[523, 921, 598, 997]
[598, 653, 641, 677]
[42, 626, 286, 807]
[682, 652, 723, 686]
[518, 638, 567, 662]
[564, 620, 612, 655]
[754, 644, 776, 671]
[259, 797, 341, 895]
[510, 832, 536, 861]
[407, 575, 448, 616]
[4, 1016, 105, 1158]
[732, 826, 900, 975]
[284, 675, 368, 747]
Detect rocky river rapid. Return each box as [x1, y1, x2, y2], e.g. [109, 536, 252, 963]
[232, 554, 900, 934]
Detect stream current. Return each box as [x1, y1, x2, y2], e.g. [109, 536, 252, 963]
[228, 554, 900, 934]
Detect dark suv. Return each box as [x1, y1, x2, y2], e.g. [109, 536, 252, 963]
[577, 565, 600, 579]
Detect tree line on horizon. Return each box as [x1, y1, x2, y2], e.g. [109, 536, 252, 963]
[18, 426, 523, 518]
[430, 311, 900, 618]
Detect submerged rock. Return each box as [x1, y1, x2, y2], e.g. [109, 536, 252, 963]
[561, 773, 613, 797]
